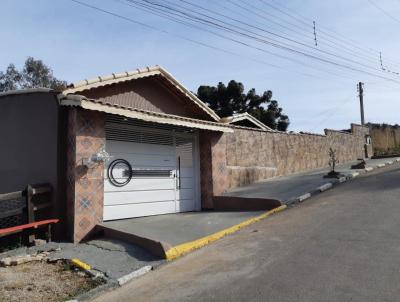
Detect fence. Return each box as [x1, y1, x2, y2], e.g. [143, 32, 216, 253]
[0, 184, 52, 237]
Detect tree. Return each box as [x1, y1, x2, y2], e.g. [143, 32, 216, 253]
[197, 80, 290, 131]
[0, 57, 67, 92]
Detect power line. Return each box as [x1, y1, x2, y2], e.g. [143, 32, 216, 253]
[70, 0, 400, 84]
[210, 1, 316, 43]
[230, 0, 388, 69]
[68, 0, 322, 80]
[264, 0, 400, 68]
[173, 0, 386, 73]
[307, 94, 356, 133]
[367, 0, 400, 24]
[121, 0, 360, 81]
[128, 0, 400, 83]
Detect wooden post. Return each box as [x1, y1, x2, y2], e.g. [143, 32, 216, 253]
[26, 185, 35, 243]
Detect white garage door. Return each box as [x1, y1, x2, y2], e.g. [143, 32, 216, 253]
[103, 120, 198, 221]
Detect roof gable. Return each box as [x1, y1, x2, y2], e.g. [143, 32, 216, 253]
[63, 66, 220, 122]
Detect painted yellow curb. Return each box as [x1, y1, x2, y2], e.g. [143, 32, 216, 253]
[71, 258, 91, 271]
[165, 204, 287, 261]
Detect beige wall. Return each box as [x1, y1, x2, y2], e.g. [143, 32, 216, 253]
[0, 92, 68, 237]
[369, 125, 400, 155]
[204, 124, 370, 195]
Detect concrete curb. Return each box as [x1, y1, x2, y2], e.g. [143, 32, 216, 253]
[68, 266, 153, 301]
[286, 158, 400, 206]
[117, 265, 153, 286]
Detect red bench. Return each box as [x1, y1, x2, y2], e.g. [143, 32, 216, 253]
[0, 184, 58, 243]
[0, 219, 59, 241]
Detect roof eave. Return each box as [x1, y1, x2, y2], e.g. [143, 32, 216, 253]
[0, 88, 55, 98]
[58, 93, 233, 133]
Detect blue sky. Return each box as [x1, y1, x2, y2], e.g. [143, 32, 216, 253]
[1, 0, 400, 132]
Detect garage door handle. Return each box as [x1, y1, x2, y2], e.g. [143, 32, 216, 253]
[176, 156, 181, 190]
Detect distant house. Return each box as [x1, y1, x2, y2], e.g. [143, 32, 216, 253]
[220, 112, 272, 130]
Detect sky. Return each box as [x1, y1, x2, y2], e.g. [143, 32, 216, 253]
[1, 0, 400, 133]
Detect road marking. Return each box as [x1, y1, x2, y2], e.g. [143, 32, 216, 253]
[165, 205, 287, 261]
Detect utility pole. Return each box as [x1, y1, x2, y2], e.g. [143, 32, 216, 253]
[358, 82, 365, 125]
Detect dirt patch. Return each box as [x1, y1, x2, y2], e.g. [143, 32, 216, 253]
[0, 260, 104, 302]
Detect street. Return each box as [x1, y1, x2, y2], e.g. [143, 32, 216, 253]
[94, 164, 400, 302]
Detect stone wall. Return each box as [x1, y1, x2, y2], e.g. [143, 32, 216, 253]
[66, 108, 105, 243]
[369, 124, 400, 155]
[209, 124, 370, 194]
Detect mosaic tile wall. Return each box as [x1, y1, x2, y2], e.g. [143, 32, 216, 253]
[66, 108, 105, 243]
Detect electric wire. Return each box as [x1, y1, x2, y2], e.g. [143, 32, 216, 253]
[121, 0, 356, 80]
[307, 94, 356, 133]
[225, 0, 388, 69]
[128, 0, 400, 83]
[264, 0, 400, 68]
[178, 0, 384, 72]
[367, 0, 400, 24]
[68, 0, 321, 80]
[70, 0, 400, 85]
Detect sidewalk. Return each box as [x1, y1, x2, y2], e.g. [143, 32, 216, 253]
[225, 157, 400, 204]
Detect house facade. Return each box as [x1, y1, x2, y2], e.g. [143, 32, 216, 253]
[0, 66, 372, 242]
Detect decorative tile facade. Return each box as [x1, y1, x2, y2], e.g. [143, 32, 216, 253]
[66, 108, 105, 243]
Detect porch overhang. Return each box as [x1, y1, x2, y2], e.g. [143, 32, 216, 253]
[58, 94, 233, 133]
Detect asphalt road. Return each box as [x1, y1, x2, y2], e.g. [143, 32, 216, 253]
[94, 165, 400, 302]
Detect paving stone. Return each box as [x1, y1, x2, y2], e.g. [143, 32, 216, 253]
[33, 239, 47, 246]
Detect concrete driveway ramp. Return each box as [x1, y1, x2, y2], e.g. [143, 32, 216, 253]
[96, 225, 172, 259]
[99, 205, 285, 261]
[213, 196, 282, 211]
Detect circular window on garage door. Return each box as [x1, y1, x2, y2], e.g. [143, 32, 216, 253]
[107, 159, 133, 187]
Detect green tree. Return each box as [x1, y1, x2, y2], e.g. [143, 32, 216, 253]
[0, 57, 67, 92]
[197, 80, 290, 131]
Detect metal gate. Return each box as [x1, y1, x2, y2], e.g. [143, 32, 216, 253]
[103, 116, 199, 221]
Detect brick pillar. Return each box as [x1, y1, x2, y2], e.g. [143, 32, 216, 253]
[199, 131, 213, 209]
[66, 108, 105, 243]
[199, 131, 228, 209]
